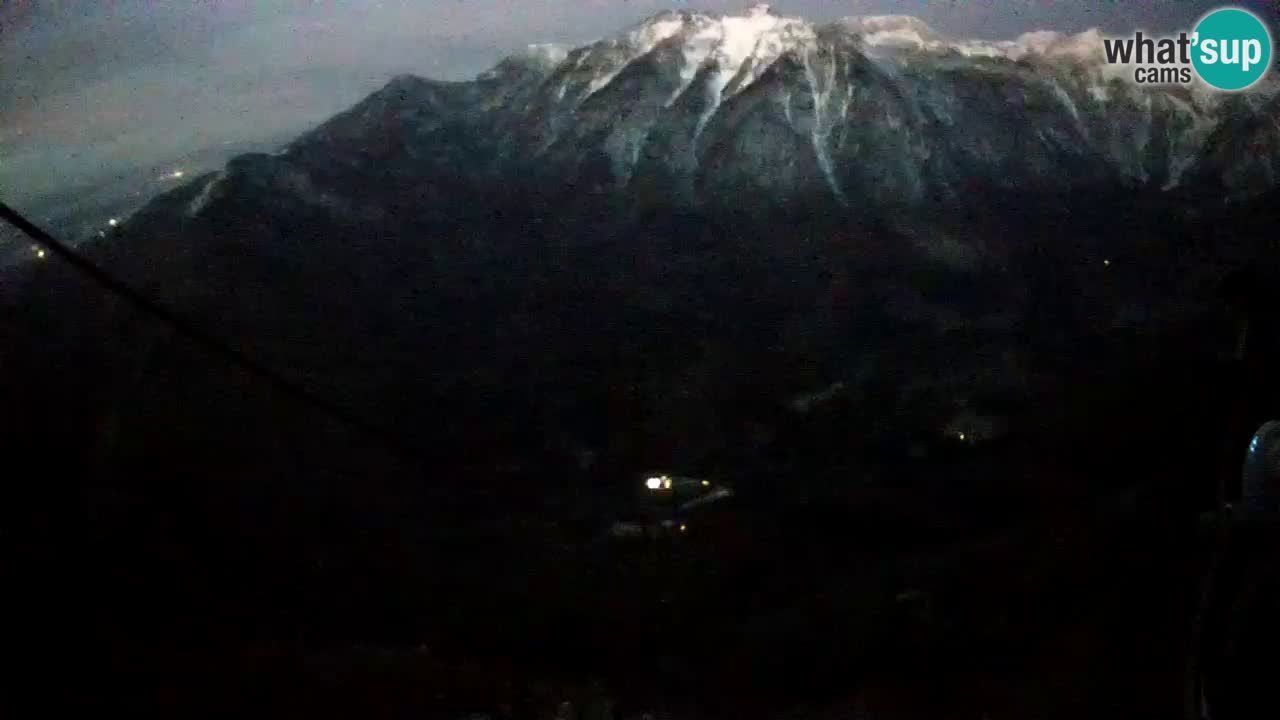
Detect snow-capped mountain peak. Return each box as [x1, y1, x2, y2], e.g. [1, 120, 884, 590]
[515, 7, 1142, 114]
[623, 11, 693, 56]
[840, 15, 946, 49]
[838, 14, 1109, 65]
[479, 42, 572, 81]
[574, 5, 819, 104]
[523, 43, 571, 65]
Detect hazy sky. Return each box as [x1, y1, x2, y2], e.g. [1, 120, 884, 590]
[2, 1, 1274, 208]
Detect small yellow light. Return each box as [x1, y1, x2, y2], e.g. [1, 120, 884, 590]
[679, 523, 688, 533]
[958, 432, 967, 441]
[36, 249, 46, 259]
[1103, 259, 1111, 267]
[701, 480, 711, 487]
[663, 477, 672, 490]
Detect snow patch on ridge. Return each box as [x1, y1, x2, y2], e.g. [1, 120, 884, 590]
[187, 172, 226, 217]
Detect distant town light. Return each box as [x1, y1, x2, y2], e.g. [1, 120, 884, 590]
[679, 523, 688, 533]
[1103, 259, 1111, 267]
[107, 218, 118, 227]
[663, 477, 672, 490]
[172, 169, 186, 179]
[646, 477, 663, 490]
[958, 432, 967, 441]
[36, 249, 46, 259]
[702, 480, 711, 487]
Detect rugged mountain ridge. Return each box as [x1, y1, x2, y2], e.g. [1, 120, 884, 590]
[332, 7, 1279, 204]
[61, 5, 1280, 469]
[143, 5, 1280, 238]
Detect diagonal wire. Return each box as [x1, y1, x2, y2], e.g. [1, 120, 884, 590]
[0, 199, 427, 466]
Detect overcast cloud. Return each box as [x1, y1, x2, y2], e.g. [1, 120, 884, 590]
[2, 1, 1274, 209]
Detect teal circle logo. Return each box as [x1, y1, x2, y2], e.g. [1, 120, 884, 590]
[1192, 8, 1273, 91]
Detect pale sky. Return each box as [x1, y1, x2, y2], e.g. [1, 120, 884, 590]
[2, 1, 1273, 208]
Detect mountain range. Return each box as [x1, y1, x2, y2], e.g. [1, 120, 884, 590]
[16, 4, 1280, 475]
[210, 4, 1280, 215]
